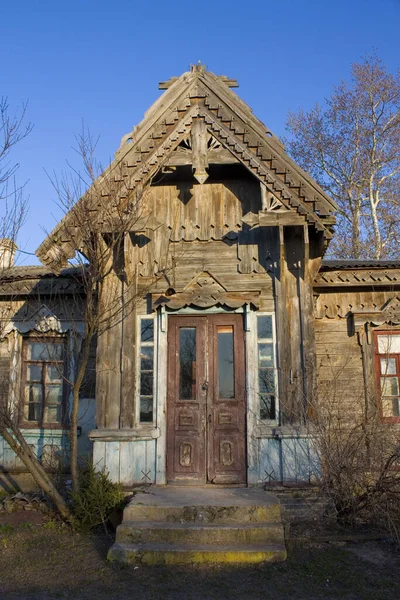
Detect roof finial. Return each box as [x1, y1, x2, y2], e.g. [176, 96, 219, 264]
[190, 62, 206, 73]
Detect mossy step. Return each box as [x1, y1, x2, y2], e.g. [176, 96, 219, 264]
[108, 541, 287, 565]
[123, 504, 282, 524]
[117, 521, 285, 545]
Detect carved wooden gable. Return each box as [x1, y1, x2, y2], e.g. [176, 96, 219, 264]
[37, 64, 337, 271]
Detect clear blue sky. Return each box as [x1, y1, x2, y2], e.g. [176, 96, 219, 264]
[2, 0, 400, 264]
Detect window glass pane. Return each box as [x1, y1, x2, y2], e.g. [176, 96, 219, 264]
[381, 377, 399, 397]
[259, 369, 275, 394]
[140, 397, 153, 422]
[258, 343, 274, 367]
[27, 364, 42, 381]
[380, 358, 396, 375]
[46, 364, 63, 382]
[260, 396, 275, 420]
[140, 346, 154, 371]
[382, 397, 400, 418]
[218, 326, 234, 399]
[46, 385, 63, 404]
[140, 372, 153, 396]
[46, 405, 62, 423]
[257, 316, 273, 339]
[141, 319, 154, 343]
[25, 384, 42, 421]
[180, 328, 196, 400]
[27, 342, 63, 362]
[27, 402, 42, 422]
[378, 335, 400, 354]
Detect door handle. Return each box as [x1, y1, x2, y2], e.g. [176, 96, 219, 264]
[202, 381, 209, 391]
[208, 413, 212, 423]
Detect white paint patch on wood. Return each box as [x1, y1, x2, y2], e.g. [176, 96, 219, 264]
[155, 309, 168, 484]
[119, 440, 136, 486]
[105, 441, 120, 483]
[245, 309, 259, 484]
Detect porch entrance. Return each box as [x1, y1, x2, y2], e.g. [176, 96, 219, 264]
[167, 314, 246, 484]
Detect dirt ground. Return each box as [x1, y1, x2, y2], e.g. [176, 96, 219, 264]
[0, 516, 399, 600]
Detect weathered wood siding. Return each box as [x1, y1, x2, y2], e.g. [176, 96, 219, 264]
[315, 318, 365, 417]
[93, 439, 156, 485]
[0, 430, 70, 471]
[0, 338, 10, 410]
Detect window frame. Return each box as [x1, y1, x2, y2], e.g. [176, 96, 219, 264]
[20, 335, 68, 429]
[374, 330, 400, 423]
[255, 312, 279, 423]
[136, 315, 156, 427]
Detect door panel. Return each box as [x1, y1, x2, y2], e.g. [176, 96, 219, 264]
[207, 315, 246, 484]
[167, 317, 207, 483]
[167, 314, 246, 484]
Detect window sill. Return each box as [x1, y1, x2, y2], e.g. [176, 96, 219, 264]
[254, 424, 314, 439]
[18, 423, 69, 431]
[11, 428, 68, 439]
[89, 427, 160, 442]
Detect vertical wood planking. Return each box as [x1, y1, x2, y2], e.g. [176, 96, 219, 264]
[258, 438, 281, 483]
[105, 441, 120, 482]
[119, 441, 135, 486]
[96, 267, 123, 430]
[300, 225, 318, 413]
[93, 441, 106, 471]
[120, 234, 137, 429]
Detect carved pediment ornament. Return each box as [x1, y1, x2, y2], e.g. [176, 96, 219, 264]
[2, 304, 85, 337]
[153, 291, 260, 310]
[152, 270, 260, 310]
[351, 297, 400, 343]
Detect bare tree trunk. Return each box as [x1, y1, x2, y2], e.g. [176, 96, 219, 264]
[0, 417, 72, 521]
[370, 190, 382, 259]
[352, 201, 361, 259]
[70, 332, 93, 493]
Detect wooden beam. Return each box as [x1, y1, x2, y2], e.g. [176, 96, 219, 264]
[242, 211, 306, 228]
[159, 75, 238, 90]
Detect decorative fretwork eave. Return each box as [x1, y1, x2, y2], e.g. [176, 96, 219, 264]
[314, 268, 400, 289]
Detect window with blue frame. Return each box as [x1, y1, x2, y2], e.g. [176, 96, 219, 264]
[256, 314, 277, 421]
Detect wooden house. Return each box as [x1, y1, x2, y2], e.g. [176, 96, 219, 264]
[1, 65, 400, 488]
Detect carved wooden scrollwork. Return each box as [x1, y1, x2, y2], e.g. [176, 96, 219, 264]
[152, 271, 260, 310]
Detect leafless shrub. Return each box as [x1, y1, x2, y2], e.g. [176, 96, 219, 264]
[308, 366, 400, 540]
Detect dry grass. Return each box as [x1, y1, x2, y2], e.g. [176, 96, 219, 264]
[0, 521, 400, 600]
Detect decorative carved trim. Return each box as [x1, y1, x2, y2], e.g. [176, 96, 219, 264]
[314, 269, 400, 287]
[152, 270, 260, 310]
[2, 304, 85, 336]
[351, 299, 400, 340]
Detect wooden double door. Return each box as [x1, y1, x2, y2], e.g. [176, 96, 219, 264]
[167, 314, 246, 484]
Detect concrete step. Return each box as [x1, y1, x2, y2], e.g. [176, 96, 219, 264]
[117, 521, 285, 546]
[124, 488, 282, 524]
[108, 541, 287, 565]
[123, 503, 282, 524]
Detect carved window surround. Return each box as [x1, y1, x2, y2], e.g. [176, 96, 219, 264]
[351, 303, 400, 345]
[1, 304, 85, 421]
